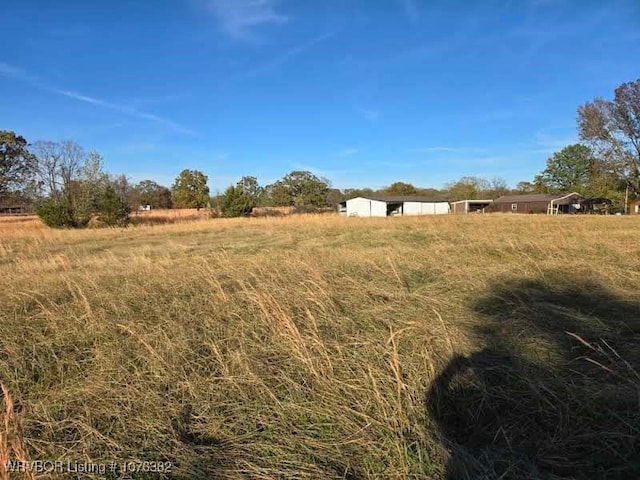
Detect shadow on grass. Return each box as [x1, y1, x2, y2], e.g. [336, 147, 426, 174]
[167, 404, 236, 479]
[427, 274, 640, 480]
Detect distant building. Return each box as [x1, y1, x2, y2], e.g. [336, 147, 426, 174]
[341, 196, 450, 217]
[0, 203, 34, 215]
[450, 199, 493, 214]
[489, 192, 585, 214]
[630, 199, 640, 215]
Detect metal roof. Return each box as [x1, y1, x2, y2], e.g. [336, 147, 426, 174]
[356, 195, 449, 203]
[493, 193, 582, 204]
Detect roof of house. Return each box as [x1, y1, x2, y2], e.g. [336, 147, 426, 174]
[493, 193, 583, 204]
[450, 199, 493, 204]
[354, 195, 449, 203]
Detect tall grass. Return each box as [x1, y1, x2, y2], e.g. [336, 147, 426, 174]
[1, 214, 639, 479]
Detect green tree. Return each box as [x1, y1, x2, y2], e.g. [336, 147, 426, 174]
[133, 180, 173, 209]
[221, 185, 254, 217]
[96, 185, 130, 227]
[445, 176, 491, 201]
[343, 188, 375, 199]
[260, 182, 293, 206]
[237, 176, 263, 202]
[326, 188, 345, 206]
[415, 187, 448, 200]
[533, 144, 595, 194]
[515, 181, 536, 194]
[384, 181, 417, 196]
[72, 152, 110, 225]
[0, 130, 35, 198]
[280, 170, 330, 206]
[578, 79, 640, 195]
[171, 169, 210, 209]
[589, 159, 628, 207]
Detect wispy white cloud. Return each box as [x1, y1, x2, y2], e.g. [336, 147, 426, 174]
[114, 142, 159, 155]
[127, 92, 194, 109]
[398, 0, 419, 22]
[290, 162, 350, 181]
[0, 62, 25, 77]
[471, 109, 514, 124]
[242, 32, 334, 77]
[44, 27, 89, 38]
[407, 146, 487, 154]
[522, 131, 577, 155]
[336, 147, 360, 158]
[529, 0, 562, 6]
[202, 0, 288, 41]
[0, 61, 195, 135]
[126, 172, 178, 188]
[355, 107, 381, 121]
[56, 89, 195, 135]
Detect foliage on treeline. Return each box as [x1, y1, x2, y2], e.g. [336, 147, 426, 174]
[2, 78, 639, 221]
[37, 185, 129, 228]
[32, 148, 130, 228]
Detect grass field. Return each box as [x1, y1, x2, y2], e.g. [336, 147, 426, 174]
[1, 213, 639, 479]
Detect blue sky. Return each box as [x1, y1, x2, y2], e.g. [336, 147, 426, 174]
[1, 0, 639, 192]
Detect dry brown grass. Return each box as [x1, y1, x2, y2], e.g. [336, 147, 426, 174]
[1, 383, 34, 480]
[1, 214, 639, 479]
[130, 208, 213, 226]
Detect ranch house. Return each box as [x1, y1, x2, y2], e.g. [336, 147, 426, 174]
[489, 193, 585, 214]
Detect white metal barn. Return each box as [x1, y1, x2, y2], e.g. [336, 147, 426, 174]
[344, 196, 450, 217]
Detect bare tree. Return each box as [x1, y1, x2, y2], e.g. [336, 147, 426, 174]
[578, 79, 640, 195]
[32, 141, 63, 197]
[59, 140, 86, 191]
[32, 140, 88, 198]
[112, 173, 131, 205]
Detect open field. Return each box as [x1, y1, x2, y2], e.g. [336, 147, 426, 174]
[1, 214, 640, 479]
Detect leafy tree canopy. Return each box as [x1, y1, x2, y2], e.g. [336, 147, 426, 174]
[237, 176, 263, 201]
[171, 169, 210, 209]
[343, 188, 375, 200]
[260, 181, 293, 207]
[0, 130, 35, 197]
[533, 144, 595, 194]
[384, 181, 417, 196]
[280, 170, 330, 207]
[133, 180, 173, 209]
[445, 176, 491, 201]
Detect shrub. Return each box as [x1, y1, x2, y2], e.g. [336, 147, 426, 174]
[36, 186, 129, 229]
[35, 199, 76, 228]
[221, 185, 254, 217]
[97, 186, 130, 227]
[250, 208, 285, 217]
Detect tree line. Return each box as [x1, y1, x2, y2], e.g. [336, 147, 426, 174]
[1, 78, 638, 226]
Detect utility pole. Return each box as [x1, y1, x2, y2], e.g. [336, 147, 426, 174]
[624, 184, 629, 215]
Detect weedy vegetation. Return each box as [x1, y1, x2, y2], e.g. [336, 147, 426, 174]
[1, 213, 639, 479]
